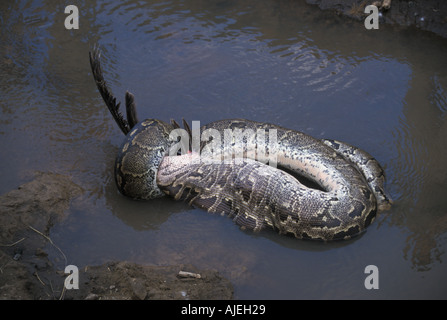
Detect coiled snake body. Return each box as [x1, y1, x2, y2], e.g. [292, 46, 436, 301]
[90, 48, 391, 241]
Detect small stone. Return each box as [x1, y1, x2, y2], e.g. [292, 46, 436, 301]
[85, 293, 99, 300]
[130, 278, 147, 300]
[178, 270, 201, 279]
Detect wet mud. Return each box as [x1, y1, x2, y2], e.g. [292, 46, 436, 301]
[0, 173, 233, 300]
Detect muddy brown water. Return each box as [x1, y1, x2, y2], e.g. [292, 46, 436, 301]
[1, 0, 446, 299]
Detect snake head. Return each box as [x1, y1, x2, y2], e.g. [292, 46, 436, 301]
[114, 119, 173, 200]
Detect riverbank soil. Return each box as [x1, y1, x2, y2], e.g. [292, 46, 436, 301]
[305, 0, 447, 38]
[0, 173, 233, 300]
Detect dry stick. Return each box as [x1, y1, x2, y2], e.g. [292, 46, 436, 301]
[59, 284, 66, 300]
[27, 225, 67, 266]
[34, 271, 52, 298]
[34, 271, 46, 286]
[0, 260, 11, 274]
[35, 272, 51, 299]
[27, 226, 70, 300]
[49, 280, 56, 300]
[0, 237, 26, 247]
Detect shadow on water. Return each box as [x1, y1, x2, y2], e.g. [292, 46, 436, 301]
[104, 174, 193, 232]
[389, 63, 447, 271]
[1, 0, 447, 298]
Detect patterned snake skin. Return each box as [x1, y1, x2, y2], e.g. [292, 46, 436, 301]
[89, 47, 391, 241]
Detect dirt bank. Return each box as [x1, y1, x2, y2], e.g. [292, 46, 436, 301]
[0, 173, 233, 300]
[305, 0, 447, 38]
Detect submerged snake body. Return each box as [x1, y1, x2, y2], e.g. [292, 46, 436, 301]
[157, 119, 390, 240]
[90, 48, 391, 241]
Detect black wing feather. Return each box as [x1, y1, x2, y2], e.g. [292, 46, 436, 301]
[89, 46, 130, 135]
[125, 91, 138, 129]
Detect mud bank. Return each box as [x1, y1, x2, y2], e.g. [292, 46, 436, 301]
[0, 173, 233, 300]
[306, 0, 447, 38]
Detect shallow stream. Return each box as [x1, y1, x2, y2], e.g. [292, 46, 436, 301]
[1, 0, 446, 298]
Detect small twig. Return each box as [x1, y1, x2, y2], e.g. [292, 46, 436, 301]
[34, 271, 46, 286]
[33, 272, 52, 298]
[27, 225, 67, 266]
[0, 237, 25, 247]
[0, 261, 11, 274]
[59, 284, 66, 300]
[49, 280, 56, 299]
[28, 225, 51, 241]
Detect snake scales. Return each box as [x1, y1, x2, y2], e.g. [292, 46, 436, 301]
[89, 48, 391, 241]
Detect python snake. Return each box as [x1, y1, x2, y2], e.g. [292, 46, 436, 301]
[89, 47, 391, 241]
